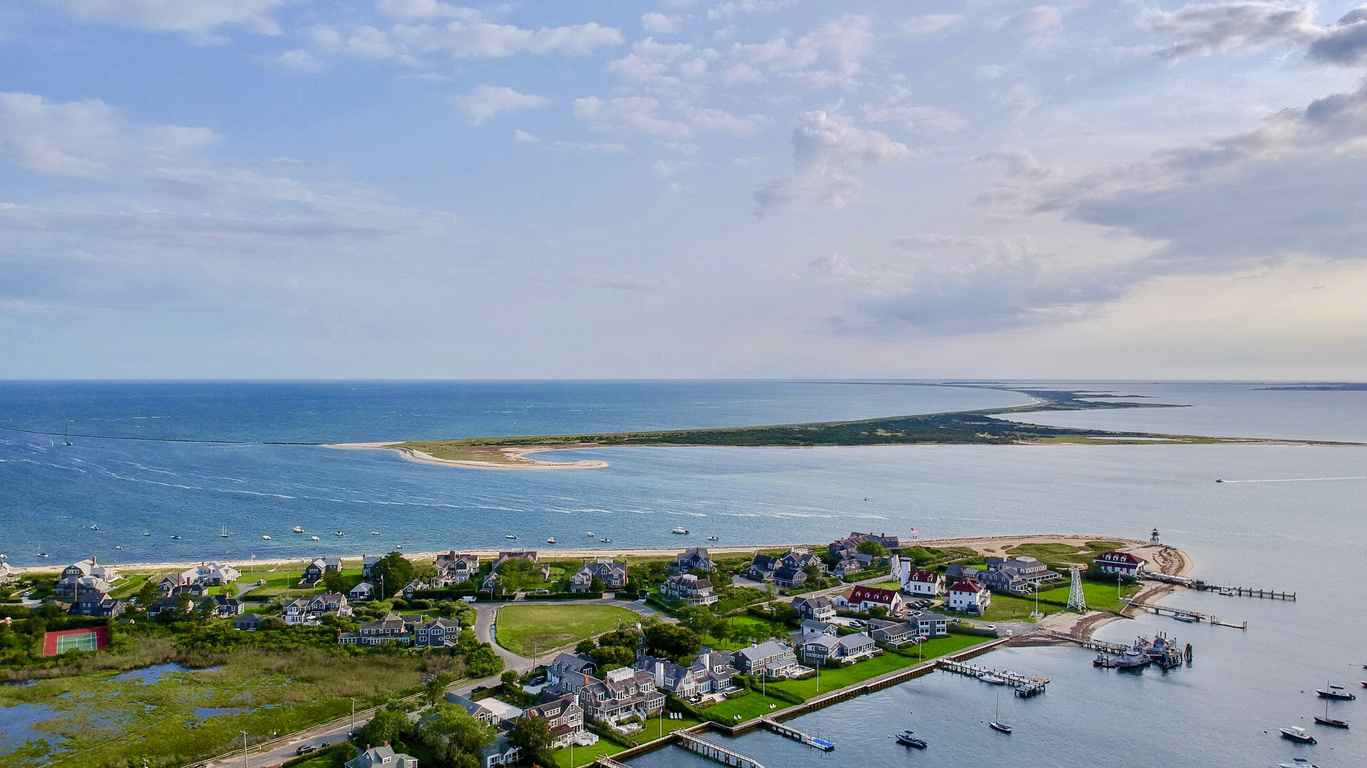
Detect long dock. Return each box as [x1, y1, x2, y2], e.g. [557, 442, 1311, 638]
[1131, 601, 1247, 629]
[759, 717, 835, 751]
[937, 658, 1049, 697]
[676, 731, 767, 768]
[1142, 572, 1294, 600]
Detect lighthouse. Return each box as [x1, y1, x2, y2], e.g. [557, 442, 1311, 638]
[1150, 527, 1161, 546]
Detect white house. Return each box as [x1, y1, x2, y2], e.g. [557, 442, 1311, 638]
[194, 562, 241, 586]
[946, 578, 991, 614]
[833, 586, 905, 618]
[348, 581, 375, 601]
[901, 568, 945, 597]
[1093, 551, 1145, 577]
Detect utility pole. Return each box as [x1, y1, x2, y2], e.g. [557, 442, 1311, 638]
[350, 697, 356, 735]
[241, 730, 249, 768]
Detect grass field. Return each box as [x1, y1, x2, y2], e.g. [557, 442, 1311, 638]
[0, 648, 424, 768]
[980, 593, 1056, 622]
[767, 634, 985, 700]
[701, 615, 787, 651]
[1036, 580, 1139, 612]
[699, 690, 793, 722]
[494, 604, 641, 656]
[1005, 541, 1126, 571]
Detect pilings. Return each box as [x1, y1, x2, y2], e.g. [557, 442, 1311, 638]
[1131, 602, 1248, 629]
[759, 717, 835, 751]
[937, 658, 1049, 695]
[1141, 572, 1294, 600]
[676, 731, 767, 768]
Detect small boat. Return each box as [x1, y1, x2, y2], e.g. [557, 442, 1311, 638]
[1215, 478, 1222, 483]
[1315, 698, 1349, 728]
[586, 532, 595, 537]
[370, 531, 380, 536]
[895, 730, 927, 748]
[1277, 759, 1318, 768]
[310, 536, 320, 541]
[115, 545, 123, 550]
[1172, 613, 1198, 623]
[170, 535, 180, 540]
[334, 531, 345, 537]
[292, 526, 304, 533]
[1093, 653, 1117, 668]
[979, 673, 1008, 685]
[600, 538, 612, 543]
[221, 526, 229, 539]
[143, 532, 151, 536]
[671, 527, 689, 535]
[261, 535, 271, 541]
[37, 552, 49, 558]
[546, 538, 556, 544]
[1317, 683, 1355, 701]
[395, 544, 403, 550]
[505, 534, 517, 540]
[989, 691, 1012, 733]
[90, 525, 99, 531]
[1218, 588, 1234, 596]
[708, 536, 719, 541]
[1280, 726, 1316, 744]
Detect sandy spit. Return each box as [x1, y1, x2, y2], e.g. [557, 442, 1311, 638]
[323, 443, 607, 471]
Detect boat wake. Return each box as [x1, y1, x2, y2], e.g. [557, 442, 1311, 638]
[1217, 476, 1367, 484]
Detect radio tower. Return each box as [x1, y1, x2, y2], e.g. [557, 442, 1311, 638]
[1067, 566, 1087, 612]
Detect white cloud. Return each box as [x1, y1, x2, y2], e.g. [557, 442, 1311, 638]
[513, 128, 539, 143]
[0, 92, 214, 178]
[41, 0, 289, 38]
[642, 12, 683, 35]
[458, 85, 550, 125]
[754, 109, 914, 216]
[605, 38, 717, 98]
[861, 104, 967, 133]
[1137, 2, 1367, 66]
[996, 83, 1040, 121]
[975, 64, 1006, 80]
[276, 49, 325, 71]
[903, 14, 962, 35]
[572, 96, 762, 137]
[707, 0, 797, 22]
[725, 15, 874, 87]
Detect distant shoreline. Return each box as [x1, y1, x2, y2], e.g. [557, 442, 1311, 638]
[324, 442, 608, 470]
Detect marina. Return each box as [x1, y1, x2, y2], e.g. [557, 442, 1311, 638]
[1130, 601, 1248, 629]
[936, 658, 1050, 697]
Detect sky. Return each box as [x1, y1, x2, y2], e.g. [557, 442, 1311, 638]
[3, 1, 1367, 380]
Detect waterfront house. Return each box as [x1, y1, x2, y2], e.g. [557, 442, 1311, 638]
[982, 556, 1054, 594]
[868, 618, 918, 647]
[521, 694, 593, 750]
[193, 562, 241, 586]
[773, 564, 807, 589]
[578, 667, 666, 725]
[56, 557, 120, 597]
[781, 549, 827, 572]
[791, 595, 836, 621]
[570, 558, 628, 592]
[0, 562, 17, 585]
[401, 579, 425, 600]
[300, 557, 343, 586]
[414, 617, 460, 648]
[495, 550, 538, 567]
[349, 581, 376, 601]
[447, 692, 500, 725]
[804, 632, 876, 665]
[345, 745, 417, 768]
[637, 654, 701, 699]
[70, 589, 126, 618]
[1093, 551, 1145, 577]
[900, 568, 946, 597]
[199, 594, 244, 619]
[660, 573, 718, 606]
[834, 586, 906, 618]
[234, 612, 263, 631]
[946, 578, 992, 614]
[157, 568, 204, 597]
[477, 735, 520, 768]
[834, 558, 864, 579]
[674, 547, 714, 573]
[744, 554, 779, 582]
[732, 640, 802, 678]
[548, 653, 598, 683]
[433, 551, 480, 585]
[906, 610, 949, 638]
[361, 555, 381, 578]
[690, 649, 739, 696]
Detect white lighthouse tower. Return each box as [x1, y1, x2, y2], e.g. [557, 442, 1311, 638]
[1150, 527, 1161, 546]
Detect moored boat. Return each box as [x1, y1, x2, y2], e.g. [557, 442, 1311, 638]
[980, 673, 1008, 685]
[292, 526, 304, 533]
[261, 534, 271, 540]
[547, 538, 556, 544]
[895, 730, 927, 748]
[1315, 700, 1349, 728]
[1317, 684, 1355, 701]
[310, 536, 320, 541]
[1280, 726, 1316, 744]
[671, 526, 689, 534]
[1172, 613, 1198, 623]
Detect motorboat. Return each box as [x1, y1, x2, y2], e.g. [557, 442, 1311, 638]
[371, 531, 380, 536]
[292, 526, 304, 533]
[1172, 613, 1198, 623]
[310, 536, 320, 541]
[90, 525, 99, 531]
[1280, 726, 1316, 744]
[505, 535, 517, 540]
[143, 532, 151, 536]
[546, 538, 556, 544]
[671, 527, 689, 534]
[115, 546, 123, 550]
[170, 535, 180, 540]
[37, 552, 49, 558]
[395, 544, 403, 549]
[586, 532, 595, 537]
[979, 673, 1008, 685]
[600, 538, 613, 543]
[1317, 684, 1355, 701]
[895, 731, 927, 748]
[708, 536, 720, 541]
[334, 531, 345, 537]
[261, 535, 271, 541]
[1215, 478, 1222, 483]
[1277, 759, 1318, 768]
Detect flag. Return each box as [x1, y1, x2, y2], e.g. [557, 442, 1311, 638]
[910, 528, 918, 537]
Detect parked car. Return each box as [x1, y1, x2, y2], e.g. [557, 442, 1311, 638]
[296, 745, 318, 756]
[848, 620, 865, 629]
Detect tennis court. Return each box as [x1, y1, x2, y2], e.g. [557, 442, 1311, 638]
[41, 627, 109, 656]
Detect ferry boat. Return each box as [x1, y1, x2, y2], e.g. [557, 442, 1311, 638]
[1317, 683, 1355, 701]
[292, 526, 304, 533]
[895, 731, 927, 748]
[1280, 726, 1316, 744]
[671, 527, 689, 535]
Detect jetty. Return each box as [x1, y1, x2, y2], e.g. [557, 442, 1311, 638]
[759, 717, 835, 751]
[1142, 572, 1294, 600]
[937, 658, 1049, 697]
[675, 732, 767, 768]
[1131, 601, 1247, 629]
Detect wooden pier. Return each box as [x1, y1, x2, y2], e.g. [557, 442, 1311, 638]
[676, 732, 768, 768]
[1141, 572, 1294, 600]
[936, 658, 1048, 696]
[596, 758, 632, 768]
[759, 718, 835, 751]
[1131, 602, 1247, 629]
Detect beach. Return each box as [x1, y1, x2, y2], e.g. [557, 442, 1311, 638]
[324, 442, 608, 470]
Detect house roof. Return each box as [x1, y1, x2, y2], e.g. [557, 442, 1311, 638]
[800, 619, 832, 633]
[848, 585, 900, 604]
[948, 578, 987, 593]
[838, 632, 874, 649]
[1094, 551, 1142, 565]
[735, 640, 791, 662]
[905, 569, 941, 583]
[803, 634, 840, 650]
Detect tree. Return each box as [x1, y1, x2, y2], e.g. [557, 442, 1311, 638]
[589, 576, 605, 593]
[322, 571, 348, 594]
[424, 676, 447, 706]
[596, 628, 640, 649]
[465, 644, 503, 678]
[508, 715, 554, 764]
[135, 581, 161, 606]
[677, 606, 717, 637]
[417, 703, 494, 764]
[588, 643, 635, 672]
[357, 706, 409, 748]
[368, 552, 416, 599]
[575, 639, 596, 655]
[644, 623, 701, 664]
[500, 670, 520, 689]
[857, 540, 890, 557]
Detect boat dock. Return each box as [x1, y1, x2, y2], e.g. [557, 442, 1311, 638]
[676, 732, 768, 768]
[937, 658, 1049, 696]
[1044, 631, 1131, 654]
[1131, 602, 1247, 629]
[759, 718, 834, 751]
[1142, 572, 1294, 600]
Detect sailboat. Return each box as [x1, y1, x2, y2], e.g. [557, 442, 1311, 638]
[221, 526, 229, 539]
[1314, 697, 1349, 729]
[64, 422, 72, 446]
[989, 691, 1012, 734]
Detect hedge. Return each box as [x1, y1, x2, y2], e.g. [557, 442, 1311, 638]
[523, 591, 602, 601]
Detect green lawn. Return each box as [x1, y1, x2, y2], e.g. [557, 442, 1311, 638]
[1005, 541, 1126, 571]
[553, 736, 626, 768]
[979, 593, 1056, 622]
[700, 690, 793, 722]
[108, 575, 148, 599]
[701, 615, 788, 651]
[767, 634, 985, 700]
[494, 603, 641, 656]
[1035, 580, 1139, 612]
[866, 581, 901, 591]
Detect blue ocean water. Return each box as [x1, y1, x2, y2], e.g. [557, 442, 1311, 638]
[2, 380, 1365, 766]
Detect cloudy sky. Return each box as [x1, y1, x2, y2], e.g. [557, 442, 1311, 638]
[3, 1, 1367, 379]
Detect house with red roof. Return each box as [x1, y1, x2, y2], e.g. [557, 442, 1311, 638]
[901, 568, 945, 597]
[833, 585, 905, 618]
[1092, 551, 1145, 577]
[946, 578, 991, 614]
